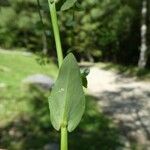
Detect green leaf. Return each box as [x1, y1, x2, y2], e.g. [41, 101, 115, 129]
[60, 0, 77, 11]
[48, 53, 85, 132]
[80, 68, 90, 88]
[81, 76, 88, 88]
[80, 68, 90, 77]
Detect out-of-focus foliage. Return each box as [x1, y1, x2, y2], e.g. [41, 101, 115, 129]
[0, 0, 150, 67]
[60, 0, 142, 65]
[0, 0, 52, 52]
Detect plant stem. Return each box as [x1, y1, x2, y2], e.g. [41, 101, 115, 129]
[61, 126, 68, 150]
[48, 1, 68, 150]
[48, 1, 63, 67]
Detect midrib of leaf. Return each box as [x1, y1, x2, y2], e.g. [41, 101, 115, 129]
[62, 64, 72, 126]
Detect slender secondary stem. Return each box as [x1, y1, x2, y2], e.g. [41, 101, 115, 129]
[48, 1, 63, 67]
[61, 126, 68, 150]
[37, 0, 48, 54]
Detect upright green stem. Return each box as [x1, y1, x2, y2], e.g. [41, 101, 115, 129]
[61, 126, 68, 150]
[48, 1, 67, 150]
[48, 1, 63, 67]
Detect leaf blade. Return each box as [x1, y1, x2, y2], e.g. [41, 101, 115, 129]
[48, 53, 85, 132]
[60, 0, 77, 11]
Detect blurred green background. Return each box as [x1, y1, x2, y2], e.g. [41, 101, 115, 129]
[0, 0, 150, 67]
